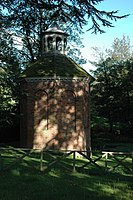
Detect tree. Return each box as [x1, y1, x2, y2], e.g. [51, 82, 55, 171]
[107, 35, 133, 62]
[91, 36, 133, 135]
[0, 0, 128, 65]
[0, 28, 20, 128]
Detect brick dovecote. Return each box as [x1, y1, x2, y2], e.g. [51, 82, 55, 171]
[20, 77, 90, 151]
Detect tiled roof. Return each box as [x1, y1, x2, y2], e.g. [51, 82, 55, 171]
[22, 52, 91, 78]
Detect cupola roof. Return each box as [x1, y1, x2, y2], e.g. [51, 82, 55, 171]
[44, 22, 68, 36]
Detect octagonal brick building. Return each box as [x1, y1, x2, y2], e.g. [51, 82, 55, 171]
[20, 23, 92, 152]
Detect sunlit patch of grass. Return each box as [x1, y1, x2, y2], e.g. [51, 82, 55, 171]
[0, 149, 133, 200]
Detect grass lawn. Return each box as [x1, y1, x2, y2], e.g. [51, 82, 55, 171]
[0, 149, 133, 200]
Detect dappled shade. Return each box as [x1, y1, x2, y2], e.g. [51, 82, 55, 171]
[20, 77, 91, 151]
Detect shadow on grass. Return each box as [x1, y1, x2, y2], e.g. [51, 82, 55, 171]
[0, 159, 133, 200]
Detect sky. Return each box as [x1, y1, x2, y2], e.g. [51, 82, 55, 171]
[81, 0, 133, 72]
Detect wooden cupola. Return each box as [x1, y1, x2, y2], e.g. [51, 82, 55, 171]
[42, 22, 68, 55]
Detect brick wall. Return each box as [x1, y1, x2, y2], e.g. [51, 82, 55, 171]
[20, 78, 90, 151]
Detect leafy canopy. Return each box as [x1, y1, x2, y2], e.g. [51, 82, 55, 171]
[0, 0, 129, 63]
[91, 36, 133, 135]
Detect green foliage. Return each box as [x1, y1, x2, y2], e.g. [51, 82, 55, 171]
[108, 35, 133, 62]
[1, 0, 128, 64]
[0, 28, 20, 127]
[91, 36, 133, 136]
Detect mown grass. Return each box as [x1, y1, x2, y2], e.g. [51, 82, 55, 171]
[0, 149, 133, 200]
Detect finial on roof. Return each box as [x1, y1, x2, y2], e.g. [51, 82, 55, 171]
[50, 21, 60, 29]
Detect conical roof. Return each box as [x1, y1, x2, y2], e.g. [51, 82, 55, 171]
[44, 22, 68, 36]
[22, 52, 91, 78]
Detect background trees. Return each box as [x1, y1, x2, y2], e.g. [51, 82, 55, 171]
[91, 35, 133, 137]
[0, 27, 20, 142]
[0, 28, 20, 127]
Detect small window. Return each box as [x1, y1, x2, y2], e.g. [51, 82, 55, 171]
[43, 37, 46, 51]
[56, 37, 62, 51]
[64, 38, 67, 51]
[47, 37, 53, 50]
